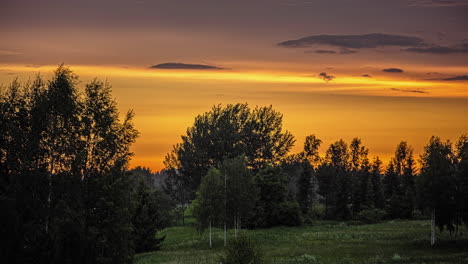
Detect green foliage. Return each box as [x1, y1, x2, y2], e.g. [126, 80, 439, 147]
[192, 168, 225, 231]
[221, 155, 258, 229]
[248, 165, 302, 227]
[219, 234, 265, 264]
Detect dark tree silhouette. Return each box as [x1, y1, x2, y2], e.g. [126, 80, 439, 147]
[0, 66, 139, 264]
[419, 136, 457, 242]
[165, 103, 295, 198]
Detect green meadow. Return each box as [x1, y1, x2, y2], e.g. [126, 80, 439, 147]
[135, 218, 468, 264]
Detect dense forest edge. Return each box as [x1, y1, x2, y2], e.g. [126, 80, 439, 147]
[1, 66, 467, 264]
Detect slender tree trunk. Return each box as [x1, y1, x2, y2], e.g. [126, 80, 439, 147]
[209, 220, 212, 248]
[182, 206, 185, 226]
[234, 218, 237, 238]
[224, 173, 227, 247]
[431, 208, 436, 246]
[234, 216, 240, 238]
[224, 222, 227, 247]
[46, 158, 55, 234]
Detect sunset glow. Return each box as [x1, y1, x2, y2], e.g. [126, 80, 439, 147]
[1, 0, 467, 172]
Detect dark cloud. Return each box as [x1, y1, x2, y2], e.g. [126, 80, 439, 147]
[405, 43, 468, 54]
[313, 49, 337, 54]
[278, 33, 424, 49]
[383, 68, 404, 73]
[307, 48, 357, 55]
[440, 75, 468, 81]
[409, 0, 468, 7]
[390, 88, 428, 93]
[149, 62, 224, 70]
[318, 72, 335, 82]
[361, 74, 372, 77]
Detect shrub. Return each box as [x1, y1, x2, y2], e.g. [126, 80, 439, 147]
[277, 200, 303, 226]
[357, 208, 386, 224]
[219, 234, 265, 264]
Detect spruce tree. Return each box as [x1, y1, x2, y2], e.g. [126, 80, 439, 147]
[370, 157, 385, 209]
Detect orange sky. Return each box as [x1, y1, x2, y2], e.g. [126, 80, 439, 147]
[1, 64, 467, 171]
[1, 0, 468, 171]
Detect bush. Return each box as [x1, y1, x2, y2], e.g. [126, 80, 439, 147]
[277, 200, 303, 226]
[219, 234, 265, 264]
[357, 208, 386, 224]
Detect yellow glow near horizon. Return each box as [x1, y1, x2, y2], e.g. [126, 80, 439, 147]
[1, 64, 467, 172]
[1, 64, 463, 97]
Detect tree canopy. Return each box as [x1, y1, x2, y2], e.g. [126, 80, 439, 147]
[164, 103, 295, 197]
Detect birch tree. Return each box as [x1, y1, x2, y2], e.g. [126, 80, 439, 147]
[192, 168, 224, 248]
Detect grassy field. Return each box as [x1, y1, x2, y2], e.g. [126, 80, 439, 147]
[135, 218, 468, 264]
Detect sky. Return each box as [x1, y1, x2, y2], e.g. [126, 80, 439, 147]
[1, 0, 468, 171]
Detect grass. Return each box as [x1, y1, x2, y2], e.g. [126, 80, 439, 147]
[135, 218, 468, 264]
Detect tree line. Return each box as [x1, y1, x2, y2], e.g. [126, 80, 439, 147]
[0, 66, 171, 264]
[1, 67, 466, 263]
[162, 103, 468, 245]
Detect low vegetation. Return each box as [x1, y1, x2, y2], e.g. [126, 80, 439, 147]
[135, 219, 468, 264]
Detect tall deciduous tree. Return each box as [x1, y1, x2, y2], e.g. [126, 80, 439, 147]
[165, 104, 295, 198]
[0, 66, 139, 264]
[304, 134, 322, 165]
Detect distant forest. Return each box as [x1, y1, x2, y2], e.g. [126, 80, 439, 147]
[1, 67, 467, 264]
